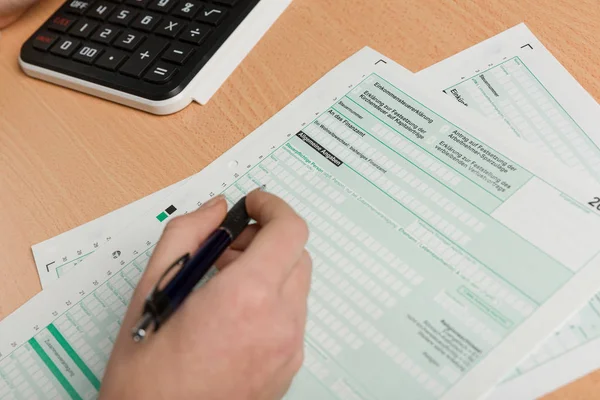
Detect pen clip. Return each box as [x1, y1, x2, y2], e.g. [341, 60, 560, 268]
[144, 253, 190, 330]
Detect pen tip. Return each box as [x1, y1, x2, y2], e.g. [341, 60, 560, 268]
[132, 329, 146, 342]
[132, 312, 154, 343]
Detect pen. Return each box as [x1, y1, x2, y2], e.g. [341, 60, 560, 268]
[132, 196, 250, 342]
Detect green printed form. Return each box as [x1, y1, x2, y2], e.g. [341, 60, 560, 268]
[442, 56, 600, 385]
[0, 72, 592, 400]
[445, 57, 600, 179]
[282, 75, 574, 399]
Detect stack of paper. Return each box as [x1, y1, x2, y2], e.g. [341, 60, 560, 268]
[2, 23, 600, 399]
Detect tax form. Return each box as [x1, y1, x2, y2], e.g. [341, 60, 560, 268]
[4, 47, 600, 399]
[417, 23, 600, 399]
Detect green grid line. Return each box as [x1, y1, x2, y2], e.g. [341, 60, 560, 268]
[47, 323, 100, 390]
[28, 337, 82, 400]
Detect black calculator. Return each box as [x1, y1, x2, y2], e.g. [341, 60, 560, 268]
[20, 0, 291, 114]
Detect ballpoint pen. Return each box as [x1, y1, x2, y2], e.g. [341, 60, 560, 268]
[132, 195, 250, 342]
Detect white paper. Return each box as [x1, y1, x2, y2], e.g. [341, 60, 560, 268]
[5, 47, 600, 400]
[32, 180, 188, 287]
[417, 23, 600, 399]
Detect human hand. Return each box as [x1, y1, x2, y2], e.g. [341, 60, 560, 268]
[0, 0, 38, 28]
[99, 190, 312, 400]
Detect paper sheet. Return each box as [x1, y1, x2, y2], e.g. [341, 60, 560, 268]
[32, 180, 188, 288]
[5, 47, 600, 400]
[417, 23, 600, 399]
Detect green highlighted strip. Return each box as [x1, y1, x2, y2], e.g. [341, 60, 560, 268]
[156, 211, 168, 222]
[28, 337, 83, 400]
[48, 323, 101, 390]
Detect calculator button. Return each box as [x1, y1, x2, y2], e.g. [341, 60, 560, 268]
[32, 32, 59, 51]
[119, 38, 167, 77]
[90, 25, 120, 43]
[196, 5, 225, 25]
[64, 0, 93, 15]
[70, 20, 98, 37]
[155, 17, 184, 37]
[161, 42, 193, 64]
[179, 22, 209, 44]
[131, 13, 161, 31]
[108, 7, 137, 26]
[172, 0, 201, 19]
[88, 2, 115, 19]
[48, 15, 77, 32]
[113, 30, 144, 50]
[72, 43, 103, 63]
[50, 38, 81, 57]
[148, 0, 177, 13]
[95, 48, 128, 70]
[144, 62, 177, 83]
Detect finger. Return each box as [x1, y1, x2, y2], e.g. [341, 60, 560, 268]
[282, 250, 313, 310]
[136, 196, 227, 296]
[0, 0, 38, 28]
[230, 191, 309, 287]
[230, 223, 260, 251]
[214, 248, 242, 269]
[214, 224, 259, 269]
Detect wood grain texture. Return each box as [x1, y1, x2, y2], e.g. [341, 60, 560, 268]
[0, 0, 598, 397]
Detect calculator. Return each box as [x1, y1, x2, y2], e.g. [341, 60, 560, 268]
[19, 0, 291, 114]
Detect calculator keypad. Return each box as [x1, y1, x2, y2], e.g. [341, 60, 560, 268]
[32, 32, 59, 50]
[48, 15, 77, 32]
[65, 0, 93, 15]
[21, 0, 261, 100]
[172, 1, 201, 19]
[108, 7, 137, 25]
[69, 20, 98, 37]
[119, 37, 168, 77]
[96, 48, 128, 70]
[144, 61, 177, 82]
[148, 0, 177, 13]
[91, 25, 121, 43]
[88, 2, 115, 20]
[114, 30, 145, 50]
[162, 42, 193, 64]
[196, 5, 226, 25]
[50, 38, 81, 56]
[72, 43, 103, 64]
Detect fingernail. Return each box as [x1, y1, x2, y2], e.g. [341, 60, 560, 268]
[200, 195, 223, 209]
[249, 185, 265, 195]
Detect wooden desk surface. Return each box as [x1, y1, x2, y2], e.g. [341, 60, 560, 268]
[1, 0, 599, 397]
